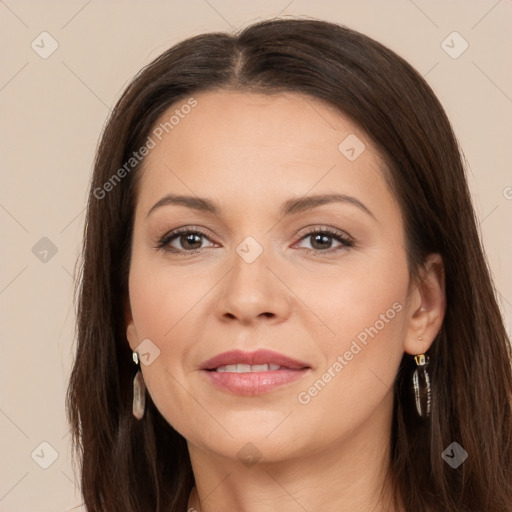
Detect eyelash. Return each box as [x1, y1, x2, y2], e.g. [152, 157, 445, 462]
[156, 226, 355, 257]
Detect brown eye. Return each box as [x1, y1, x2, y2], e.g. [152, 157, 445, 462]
[309, 233, 335, 250]
[178, 232, 204, 251]
[157, 228, 215, 254]
[295, 227, 354, 255]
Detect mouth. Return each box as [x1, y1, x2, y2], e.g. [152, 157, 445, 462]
[213, 363, 283, 373]
[200, 349, 311, 395]
[200, 348, 310, 371]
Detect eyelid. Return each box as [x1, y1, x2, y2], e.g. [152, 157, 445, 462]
[156, 226, 215, 251]
[156, 225, 355, 255]
[295, 224, 354, 243]
[292, 226, 355, 256]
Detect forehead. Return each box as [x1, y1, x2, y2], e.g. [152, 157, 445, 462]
[146, 90, 371, 163]
[135, 90, 395, 219]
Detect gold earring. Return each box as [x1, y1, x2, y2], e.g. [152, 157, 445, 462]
[132, 351, 146, 420]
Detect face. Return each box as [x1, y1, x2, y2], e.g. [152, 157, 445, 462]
[126, 90, 417, 464]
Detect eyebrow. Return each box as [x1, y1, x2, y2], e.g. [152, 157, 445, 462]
[146, 193, 375, 220]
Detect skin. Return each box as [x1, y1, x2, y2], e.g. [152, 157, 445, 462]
[125, 90, 446, 512]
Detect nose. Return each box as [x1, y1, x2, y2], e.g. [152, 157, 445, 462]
[213, 242, 293, 326]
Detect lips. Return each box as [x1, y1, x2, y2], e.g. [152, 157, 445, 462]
[215, 363, 282, 373]
[200, 349, 310, 371]
[200, 349, 311, 396]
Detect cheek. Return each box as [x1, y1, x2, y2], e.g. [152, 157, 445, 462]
[292, 244, 409, 346]
[297, 250, 406, 358]
[295, 256, 409, 425]
[126, 254, 218, 424]
[127, 258, 199, 433]
[128, 252, 211, 341]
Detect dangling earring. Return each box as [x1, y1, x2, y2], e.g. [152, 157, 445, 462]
[412, 351, 431, 418]
[132, 351, 146, 420]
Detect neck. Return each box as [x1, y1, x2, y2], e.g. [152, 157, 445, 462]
[186, 402, 402, 512]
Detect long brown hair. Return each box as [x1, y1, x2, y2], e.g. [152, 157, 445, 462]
[67, 17, 512, 511]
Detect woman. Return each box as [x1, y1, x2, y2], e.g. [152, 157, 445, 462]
[66, 17, 512, 512]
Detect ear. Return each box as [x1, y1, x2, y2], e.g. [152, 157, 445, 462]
[403, 253, 446, 355]
[124, 295, 139, 351]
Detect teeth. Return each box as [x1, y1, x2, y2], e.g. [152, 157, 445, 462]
[214, 363, 283, 373]
[216, 364, 238, 372]
[251, 364, 268, 372]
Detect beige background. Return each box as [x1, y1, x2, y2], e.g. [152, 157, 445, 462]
[0, 1, 511, 511]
